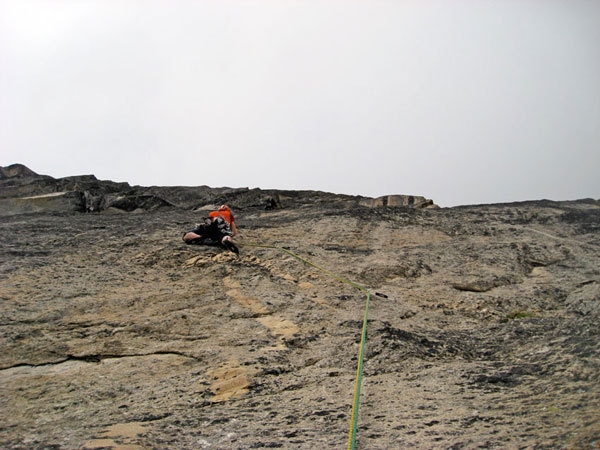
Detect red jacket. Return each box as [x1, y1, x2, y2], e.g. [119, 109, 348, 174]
[209, 210, 237, 235]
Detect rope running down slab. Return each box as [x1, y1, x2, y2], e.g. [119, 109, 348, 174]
[238, 242, 371, 450]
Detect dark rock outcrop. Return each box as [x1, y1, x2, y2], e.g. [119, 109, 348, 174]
[0, 164, 168, 214]
[0, 163, 40, 179]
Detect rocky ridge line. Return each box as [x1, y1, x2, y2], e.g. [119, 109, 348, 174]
[0, 163, 436, 215]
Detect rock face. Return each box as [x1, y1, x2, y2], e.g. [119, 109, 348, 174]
[1, 164, 599, 449]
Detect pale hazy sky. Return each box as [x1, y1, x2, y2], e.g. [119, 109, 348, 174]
[1, 1, 599, 207]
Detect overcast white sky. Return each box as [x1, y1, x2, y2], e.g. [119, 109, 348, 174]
[1, 1, 599, 207]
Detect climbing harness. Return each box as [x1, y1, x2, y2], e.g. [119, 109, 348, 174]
[238, 241, 372, 450]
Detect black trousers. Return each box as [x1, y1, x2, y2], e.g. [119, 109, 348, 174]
[185, 218, 232, 246]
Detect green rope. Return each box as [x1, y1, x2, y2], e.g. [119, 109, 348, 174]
[347, 289, 371, 450]
[238, 241, 371, 449]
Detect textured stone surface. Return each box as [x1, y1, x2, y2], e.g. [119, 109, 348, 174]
[1, 166, 599, 449]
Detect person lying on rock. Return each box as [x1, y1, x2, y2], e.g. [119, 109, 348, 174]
[183, 204, 239, 254]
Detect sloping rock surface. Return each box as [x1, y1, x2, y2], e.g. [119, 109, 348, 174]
[0, 165, 599, 449]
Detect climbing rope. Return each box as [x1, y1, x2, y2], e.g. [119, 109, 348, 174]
[238, 241, 371, 450]
[347, 289, 371, 450]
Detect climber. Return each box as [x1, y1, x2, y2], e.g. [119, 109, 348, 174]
[183, 204, 239, 254]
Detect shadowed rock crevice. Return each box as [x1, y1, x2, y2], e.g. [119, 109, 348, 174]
[1, 350, 201, 372]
